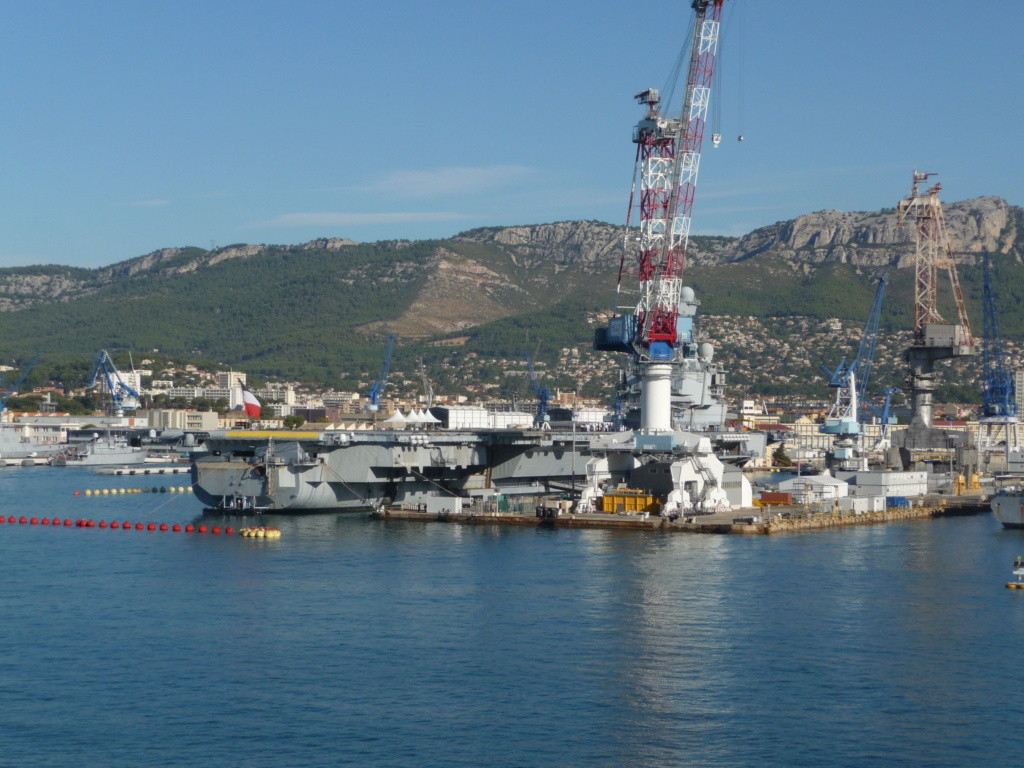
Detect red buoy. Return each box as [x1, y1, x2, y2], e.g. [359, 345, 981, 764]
[19, 517, 27, 524]
[8, 516, 16, 523]
[225, 527, 235, 535]
[63, 519, 72, 527]
[135, 523, 145, 531]
[99, 521, 108, 528]
[159, 523, 168, 532]
[74, 490, 81, 496]
[86, 520, 96, 528]
[198, 525, 208, 534]
[185, 524, 195, 533]
[30, 517, 39, 525]
[147, 523, 156, 531]
[211, 526, 221, 535]
[52, 518, 61, 525]
[111, 521, 120, 529]
[172, 524, 182, 532]
[41, 518, 50, 525]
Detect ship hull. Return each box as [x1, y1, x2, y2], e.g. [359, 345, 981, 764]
[190, 427, 756, 515]
[992, 493, 1024, 528]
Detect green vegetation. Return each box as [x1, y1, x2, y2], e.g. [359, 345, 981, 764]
[0, 224, 1019, 408]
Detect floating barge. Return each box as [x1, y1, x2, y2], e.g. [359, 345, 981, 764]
[373, 494, 991, 535]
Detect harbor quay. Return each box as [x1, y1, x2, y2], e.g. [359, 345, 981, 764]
[373, 493, 991, 535]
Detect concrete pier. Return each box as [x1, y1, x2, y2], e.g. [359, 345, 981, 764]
[372, 494, 991, 535]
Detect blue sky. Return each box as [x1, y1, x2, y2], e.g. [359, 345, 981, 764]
[0, 0, 1020, 268]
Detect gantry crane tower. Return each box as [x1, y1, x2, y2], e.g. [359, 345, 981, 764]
[895, 171, 975, 432]
[595, 0, 726, 433]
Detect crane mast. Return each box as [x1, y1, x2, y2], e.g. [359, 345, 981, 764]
[895, 171, 976, 430]
[628, 0, 724, 433]
[633, 0, 724, 362]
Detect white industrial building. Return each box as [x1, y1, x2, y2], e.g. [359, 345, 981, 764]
[836, 470, 928, 498]
[779, 474, 849, 504]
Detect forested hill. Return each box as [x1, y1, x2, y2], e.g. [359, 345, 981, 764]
[0, 196, 1021, 388]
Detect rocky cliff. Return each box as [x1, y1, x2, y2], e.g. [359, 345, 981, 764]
[0, 198, 1019, 318]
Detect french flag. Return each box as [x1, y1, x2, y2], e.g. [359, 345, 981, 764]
[240, 381, 261, 419]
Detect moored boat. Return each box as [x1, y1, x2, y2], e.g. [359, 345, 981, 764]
[53, 432, 147, 467]
[991, 488, 1024, 529]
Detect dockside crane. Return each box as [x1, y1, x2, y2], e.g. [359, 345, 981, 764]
[820, 273, 888, 431]
[89, 350, 140, 416]
[366, 334, 396, 413]
[594, 0, 726, 433]
[526, 353, 551, 428]
[0, 354, 40, 416]
[896, 172, 976, 431]
[417, 357, 434, 410]
[979, 254, 1018, 459]
[820, 274, 888, 469]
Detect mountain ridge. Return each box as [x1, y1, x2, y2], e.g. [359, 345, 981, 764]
[0, 196, 1021, 386]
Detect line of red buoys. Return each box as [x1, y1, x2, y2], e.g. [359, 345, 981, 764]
[3, 518, 238, 536]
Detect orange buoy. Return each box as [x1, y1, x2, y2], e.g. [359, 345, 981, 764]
[198, 525, 208, 534]
[185, 524, 195, 533]
[63, 519, 72, 527]
[99, 521, 107, 528]
[41, 518, 50, 525]
[19, 517, 27, 524]
[52, 518, 61, 525]
[172, 524, 181, 532]
[135, 523, 144, 531]
[147, 523, 157, 531]
[86, 520, 96, 528]
[111, 521, 120, 529]
[159, 523, 168, 532]
[30, 517, 39, 525]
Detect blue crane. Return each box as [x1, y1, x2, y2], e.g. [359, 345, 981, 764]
[526, 353, 551, 427]
[869, 387, 900, 451]
[0, 354, 40, 415]
[89, 350, 140, 414]
[820, 273, 888, 435]
[822, 273, 888, 402]
[981, 255, 1016, 419]
[366, 334, 396, 412]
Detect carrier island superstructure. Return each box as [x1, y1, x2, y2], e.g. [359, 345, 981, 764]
[190, 1, 759, 515]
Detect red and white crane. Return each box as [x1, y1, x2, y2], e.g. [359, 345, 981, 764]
[603, 0, 726, 432]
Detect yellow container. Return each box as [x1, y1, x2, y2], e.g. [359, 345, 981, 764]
[600, 489, 660, 514]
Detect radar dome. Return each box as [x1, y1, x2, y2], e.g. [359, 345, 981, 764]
[681, 286, 696, 303]
[698, 342, 714, 362]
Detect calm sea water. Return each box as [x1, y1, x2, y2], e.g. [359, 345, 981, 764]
[1, 466, 1023, 768]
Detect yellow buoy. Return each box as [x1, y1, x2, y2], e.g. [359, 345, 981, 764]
[119, 488, 125, 494]
[85, 489, 92, 496]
